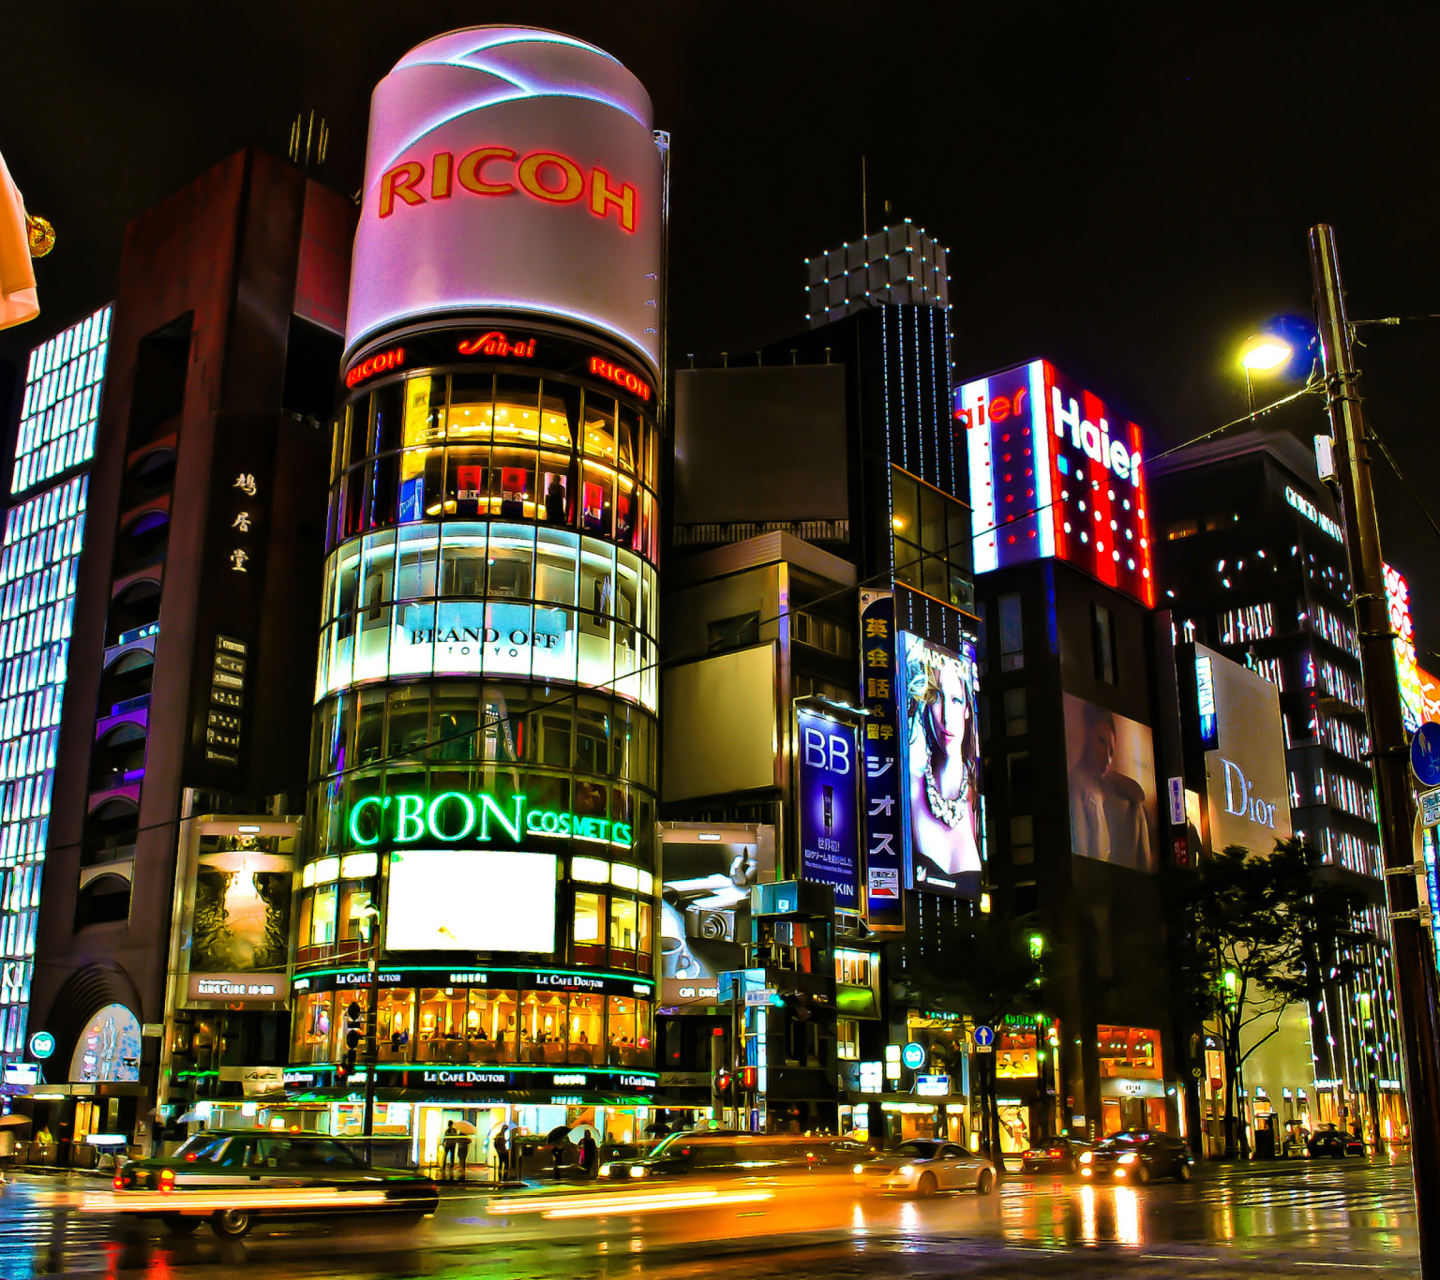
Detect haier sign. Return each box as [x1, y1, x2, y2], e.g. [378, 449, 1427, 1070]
[958, 360, 1155, 606]
[1194, 643, 1292, 854]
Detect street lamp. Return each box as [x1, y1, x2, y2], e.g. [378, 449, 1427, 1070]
[1239, 334, 1294, 411]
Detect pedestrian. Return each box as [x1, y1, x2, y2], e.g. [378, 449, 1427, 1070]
[580, 1132, 598, 1177]
[493, 1123, 509, 1182]
[457, 1130, 471, 1177]
[441, 1120, 459, 1178]
[551, 1132, 567, 1180]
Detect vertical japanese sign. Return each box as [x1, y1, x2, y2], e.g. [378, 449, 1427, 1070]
[796, 706, 860, 912]
[859, 590, 904, 929]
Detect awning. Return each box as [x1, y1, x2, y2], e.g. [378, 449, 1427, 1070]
[19, 1083, 150, 1098]
[285, 1087, 690, 1108]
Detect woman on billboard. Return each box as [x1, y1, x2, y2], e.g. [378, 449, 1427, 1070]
[904, 638, 982, 893]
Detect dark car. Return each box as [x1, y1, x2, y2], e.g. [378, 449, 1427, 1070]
[1080, 1130, 1192, 1184]
[1306, 1126, 1367, 1159]
[110, 1130, 439, 1238]
[598, 1130, 867, 1181]
[1020, 1135, 1091, 1174]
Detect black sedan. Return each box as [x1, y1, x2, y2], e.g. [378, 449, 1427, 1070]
[1080, 1130, 1192, 1184]
[107, 1130, 439, 1238]
[1020, 1135, 1090, 1174]
[1306, 1126, 1367, 1158]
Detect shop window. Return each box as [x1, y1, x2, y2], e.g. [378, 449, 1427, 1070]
[291, 991, 334, 1064]
[1003, 687, 1027, 736]
[415, 988, 468, 1064]
[386, 687, 430, 757]
[310, 885, 337, 945]
[495, 374, 541, 446]
[573, 891, 606, 965]
[838, 1018, 860, 1061]
[402, 375, 446, 448]
[487, 525, 535, 598]
[1096, 1024, 1162, 1079]
[637, 899, 653, 963]
[995, 1026, 1039, 1078]
[438, 523, 488, 596]
[616, 475, 641, 550]
[431, 684, 480, 761]
[611, 896, 638, 970]
[999, 594, 1024, 671]
[466, 987, 517, 1064]
[568, 993, 604, 1065]
[836, 949, 872, 987]
[536, 528, 579, 604]
[607, 995, 651, 1067]
[354, 689, 385, 767]
[336, 880, 373, 944]
[520, 990, 568, 1063]
[395, 525, 438, 598]
[447, 373, 494, 443]
[575, 700, 610, 776]
[707, 612, 759, 655]
[378, 989, 415, 1062]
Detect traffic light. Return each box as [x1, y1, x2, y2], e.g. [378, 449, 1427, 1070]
[336, 1000, 363, 1083]
[740, 1066, 758, 1090]
[713, 1068, 734, 1105]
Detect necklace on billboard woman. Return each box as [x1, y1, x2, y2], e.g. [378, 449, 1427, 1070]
[925, 765, 966, 829]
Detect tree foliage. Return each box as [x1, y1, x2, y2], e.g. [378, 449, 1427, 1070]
[1169, 836, 1367, 1157]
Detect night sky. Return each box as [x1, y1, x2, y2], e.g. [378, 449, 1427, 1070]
[4, 3, 1439, 647]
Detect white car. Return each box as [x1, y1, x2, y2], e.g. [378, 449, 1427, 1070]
[854, 1139, 996, 1197]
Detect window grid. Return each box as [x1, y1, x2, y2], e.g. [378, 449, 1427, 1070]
[13, 306, 111, 496]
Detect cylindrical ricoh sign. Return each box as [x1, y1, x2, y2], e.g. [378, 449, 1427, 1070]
[345, 26, 663, 375]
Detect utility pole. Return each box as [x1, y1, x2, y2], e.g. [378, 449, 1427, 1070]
[1309, 223, 1440, 1274]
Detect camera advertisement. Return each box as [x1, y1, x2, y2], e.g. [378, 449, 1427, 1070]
[796, 706, 860, 911]
[899, 632, 983, 899]
[659, 830, 775, 1008]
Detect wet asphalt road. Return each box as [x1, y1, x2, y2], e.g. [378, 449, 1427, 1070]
[0, 1155, 1419, 1280]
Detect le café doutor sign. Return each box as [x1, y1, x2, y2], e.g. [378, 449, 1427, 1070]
[347, 788, 632, 852]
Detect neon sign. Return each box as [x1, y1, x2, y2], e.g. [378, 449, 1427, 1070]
[378, 149, 639, 233]
[588, 355, 652, 401]
[346, 790, 632, 850]
[346, 347, 405, 388]
[458, 331, 536, 359]
[1284, 486, 1343, 542]
[1384, 561, 1425, 733]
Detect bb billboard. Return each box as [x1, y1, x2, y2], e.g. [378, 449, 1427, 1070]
[958, 360, 1155, 606]
[346, 26, 664, 375]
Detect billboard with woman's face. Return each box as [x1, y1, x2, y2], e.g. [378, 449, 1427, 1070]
[899, 633, 982, 898]
[1064, 695, 1158, 873]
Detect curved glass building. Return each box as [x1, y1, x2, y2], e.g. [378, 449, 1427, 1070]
[287, 25, 666, 1162]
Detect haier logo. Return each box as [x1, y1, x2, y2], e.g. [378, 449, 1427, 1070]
[1053, 389, 1143, 486]
[802, 726, 851, 775]
[1222, 759, 1278, 829]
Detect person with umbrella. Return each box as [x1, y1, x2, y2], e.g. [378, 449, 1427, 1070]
[579, 1131, 598, 1177]
[547, 1125, 570, 1181]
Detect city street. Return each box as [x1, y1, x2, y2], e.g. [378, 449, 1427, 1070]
[0, 1157, 1417, 1280]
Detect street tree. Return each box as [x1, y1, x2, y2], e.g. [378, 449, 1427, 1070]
[1169, 837, 1368, 1158]
[892, 909, 1045, 1173]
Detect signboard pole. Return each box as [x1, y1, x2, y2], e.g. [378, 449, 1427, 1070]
[1311, 223, 1440, 1273]
[362, 863, 388, 1154]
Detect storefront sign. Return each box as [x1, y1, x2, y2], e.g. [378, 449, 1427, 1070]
[900, 1042, 927, 1070]
[410, 1066, 657, 1091]
[457, 331, 536, 358]
[916, 1074, 950, 1097]
[588, 355, 652, 401]
[28, 1031, 54, 1059]
[300, 968, 653, 998]
[188, 974, 290, 1002]
[346, 789, 633, 851]
[345, 346, 406, 388]
[796, 706, 860, 911]
[858, 591, 904, 928]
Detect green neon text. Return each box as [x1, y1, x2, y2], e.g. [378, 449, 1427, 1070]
[346, 791, 631, 850]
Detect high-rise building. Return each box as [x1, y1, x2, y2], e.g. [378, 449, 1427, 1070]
[805, 222, 949, 329]
[1150, 428, 1406, 1145]
[27, 150, 352, 1151]
[0, 306, 112, 1079]
[288, 27, 668, 1161]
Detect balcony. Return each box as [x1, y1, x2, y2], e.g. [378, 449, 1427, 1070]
[96, 694, 150, 740]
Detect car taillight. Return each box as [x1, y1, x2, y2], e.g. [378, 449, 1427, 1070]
[1023, 1150, 1037, 1159]
[1048, 1148, 1064, 1158]
[113, 1175, 124, 1190]
[158, 1169, 175, 1193]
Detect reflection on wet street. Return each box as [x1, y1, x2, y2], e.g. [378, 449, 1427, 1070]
[0, 1155, 1418, 1280]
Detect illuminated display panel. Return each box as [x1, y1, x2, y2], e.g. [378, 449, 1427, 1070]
[959, 359, 1155, 606]
[12, 306, 110, 496]
[1383, 562, 1425, 734]
[385, 848, 558, 952]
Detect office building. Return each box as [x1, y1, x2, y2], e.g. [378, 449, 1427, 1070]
[805, 222, 949, 329]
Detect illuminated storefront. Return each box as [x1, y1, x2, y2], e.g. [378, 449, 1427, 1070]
[290, 26, 666, 1162]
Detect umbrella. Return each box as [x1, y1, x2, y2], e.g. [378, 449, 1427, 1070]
[0, 1114, 32, 1128]
[546, 1125, 572, 1143]
[176, 1109, 209, 1124]
[449, 1120, 477, 1135]
[643, 1123, 670, 1135]
[568, 1124, 599, 1143]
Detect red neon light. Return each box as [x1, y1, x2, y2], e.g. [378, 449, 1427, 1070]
[458, 331, 536, 359]
[345, 347, 405, 388]
[588, 355, 651, 401]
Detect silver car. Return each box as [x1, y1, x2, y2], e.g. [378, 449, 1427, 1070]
[854, 1139, 996, 1197]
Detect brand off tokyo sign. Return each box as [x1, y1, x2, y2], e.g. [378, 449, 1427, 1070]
[959, 359, 1155, 606]
[346, 27, 664, 375]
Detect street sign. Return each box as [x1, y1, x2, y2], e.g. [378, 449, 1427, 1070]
[1168, 777, 1185, 826]
[900, 1042, 927, 1070]
[745, 990, 775, 1007]
[973, 1024, 995, 1049]
[916, 1074, 950, 1097]
[1412, 722, 1440, 788]
[1421, 787, 1440, 828]
[28, 1031, 54, 1060]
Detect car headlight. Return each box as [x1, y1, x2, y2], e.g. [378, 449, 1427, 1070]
[897, 1165, 914, 1178]
[1118, 1153, 1137, 1165]
[599, 1164, 612, 1177]
[1079, 1152, 1092, 1164]
[629, 1166, 647, 1178]
[853, 1164, 865, 1174]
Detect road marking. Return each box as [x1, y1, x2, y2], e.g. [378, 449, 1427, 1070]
[1141, 1255, 1220, 1262]
[1294, 1263, 1386, 1270]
